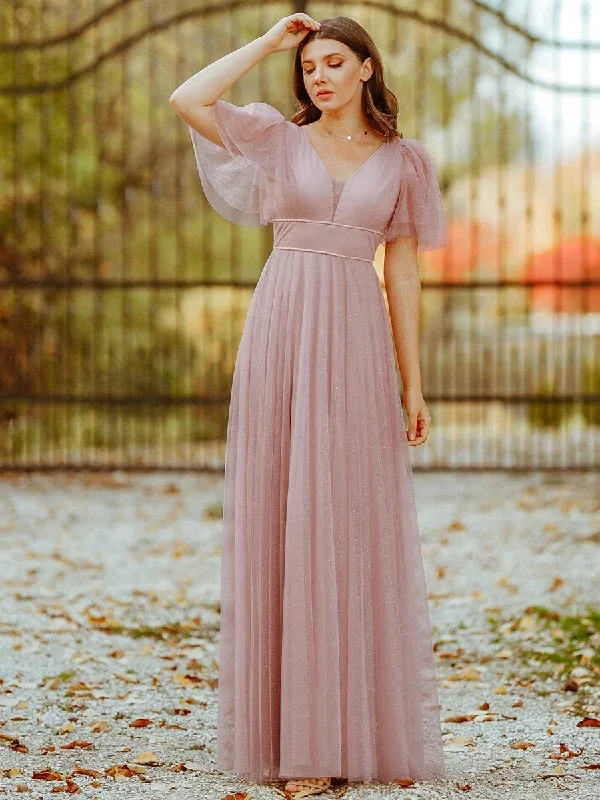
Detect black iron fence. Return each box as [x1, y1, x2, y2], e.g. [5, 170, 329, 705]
[0, 0, 598, 470]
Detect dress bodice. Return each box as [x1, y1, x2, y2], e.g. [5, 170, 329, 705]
[187, 99, 447, 252]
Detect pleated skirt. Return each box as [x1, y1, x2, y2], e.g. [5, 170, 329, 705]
[215, 247, 444, 784]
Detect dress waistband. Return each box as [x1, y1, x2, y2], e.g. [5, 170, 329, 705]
[272, 219, 383, 264]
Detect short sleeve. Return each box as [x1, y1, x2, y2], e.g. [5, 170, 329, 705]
[188, 99, 287, 227]
[383, 138, 447, 251]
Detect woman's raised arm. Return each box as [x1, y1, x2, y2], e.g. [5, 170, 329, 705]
[169, 14, 321, 146]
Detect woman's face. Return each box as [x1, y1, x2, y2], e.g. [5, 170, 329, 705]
[300, 37, 372, 111]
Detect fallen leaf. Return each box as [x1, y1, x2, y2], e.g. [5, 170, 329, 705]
[173, 673, 197, 688]
[124, 763, 147, 774]
[578, 649, 595, 666]
[32, 770, 64, 781]
[446, 667, 481, 682]
[444, 736, 477, 747]
[90, 721, 110, 733]
[518, 615, 537, 630]
[4, 736, 28, 753]
[114, 673, 139, 684]
[57, 723, 76, 734]
[437, 648, 464, 659]
[135, 752, 159, 765]
[71, 766, 103, 778]
[576, 717, 600, 727]
[49, 778, 80, 793]
[59, 741, 93, 750]
[104, 764, 138, 779]
[548, 743, 583, 760]
[542, 765, 566, 776]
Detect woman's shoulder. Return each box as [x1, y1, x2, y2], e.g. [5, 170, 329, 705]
[395, 136, 439, 170]
[396, 135, 432, 152]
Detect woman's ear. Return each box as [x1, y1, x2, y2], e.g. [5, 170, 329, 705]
[361, 56, 374, 81]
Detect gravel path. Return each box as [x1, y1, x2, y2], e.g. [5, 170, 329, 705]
[0, 470, 598, 800]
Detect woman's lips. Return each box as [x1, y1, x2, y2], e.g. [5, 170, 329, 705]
[317, 91, 333, 98]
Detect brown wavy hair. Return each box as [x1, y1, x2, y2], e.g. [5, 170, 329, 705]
[289, 15, 402, 141]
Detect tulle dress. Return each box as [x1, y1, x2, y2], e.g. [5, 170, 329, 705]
[188, 99, 448, 785]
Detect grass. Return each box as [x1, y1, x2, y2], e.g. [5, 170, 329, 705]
[86, 619, 220, 643]
[485, 603, 600, 705]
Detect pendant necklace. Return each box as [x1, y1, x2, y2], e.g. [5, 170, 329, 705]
[317, 119, 371, 142]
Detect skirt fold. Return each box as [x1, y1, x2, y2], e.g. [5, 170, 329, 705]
[217, 251, 444, 784]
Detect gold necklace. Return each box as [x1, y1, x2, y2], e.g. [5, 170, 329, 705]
[317, 119, 371, 142]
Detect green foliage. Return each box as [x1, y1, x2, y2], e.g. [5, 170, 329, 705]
[0, 0, 540, 462]
[528, 363, 600, 429]
[486, 603, 600, 699]
[582, 360, 600, 426]
[527, 380, 575, 428]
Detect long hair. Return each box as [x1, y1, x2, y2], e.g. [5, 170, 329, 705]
[290, 16, 402, 141]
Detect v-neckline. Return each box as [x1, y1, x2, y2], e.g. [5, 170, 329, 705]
[297, 124, 388, 186]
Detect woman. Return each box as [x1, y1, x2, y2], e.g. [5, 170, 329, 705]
[170, 13, 447, 798]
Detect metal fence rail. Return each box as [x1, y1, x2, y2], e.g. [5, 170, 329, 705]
[0, 0, 598, 470]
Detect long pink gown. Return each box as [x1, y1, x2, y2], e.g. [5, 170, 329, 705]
[188, 99, 448, 785]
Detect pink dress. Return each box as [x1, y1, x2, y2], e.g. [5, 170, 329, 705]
[188, 99, 448, 785]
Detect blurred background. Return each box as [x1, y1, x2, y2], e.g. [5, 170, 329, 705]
[1, 0, 598, 471]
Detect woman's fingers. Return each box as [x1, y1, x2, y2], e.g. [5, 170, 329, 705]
[264, 14, 320, 52]
[288, 13, 320, 29]
[285, 13, 321, 34]
[407, 409, 431, 445]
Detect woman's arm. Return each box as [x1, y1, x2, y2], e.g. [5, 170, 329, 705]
[169, 14, 320, 146]
[169, 37, 274, 145]
[383, 236, 431, 445]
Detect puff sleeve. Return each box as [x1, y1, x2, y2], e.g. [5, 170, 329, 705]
[188, 99, 288, 227]
[383, 138, 447, 251]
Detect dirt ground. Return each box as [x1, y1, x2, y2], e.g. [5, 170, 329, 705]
[0, 470, 598, 800]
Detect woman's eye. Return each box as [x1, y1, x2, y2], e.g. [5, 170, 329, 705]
[304, 63, 342, 75]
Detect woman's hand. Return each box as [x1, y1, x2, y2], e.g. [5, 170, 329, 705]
[402, 388, 432, 446]
[262, 13, 321, 54]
